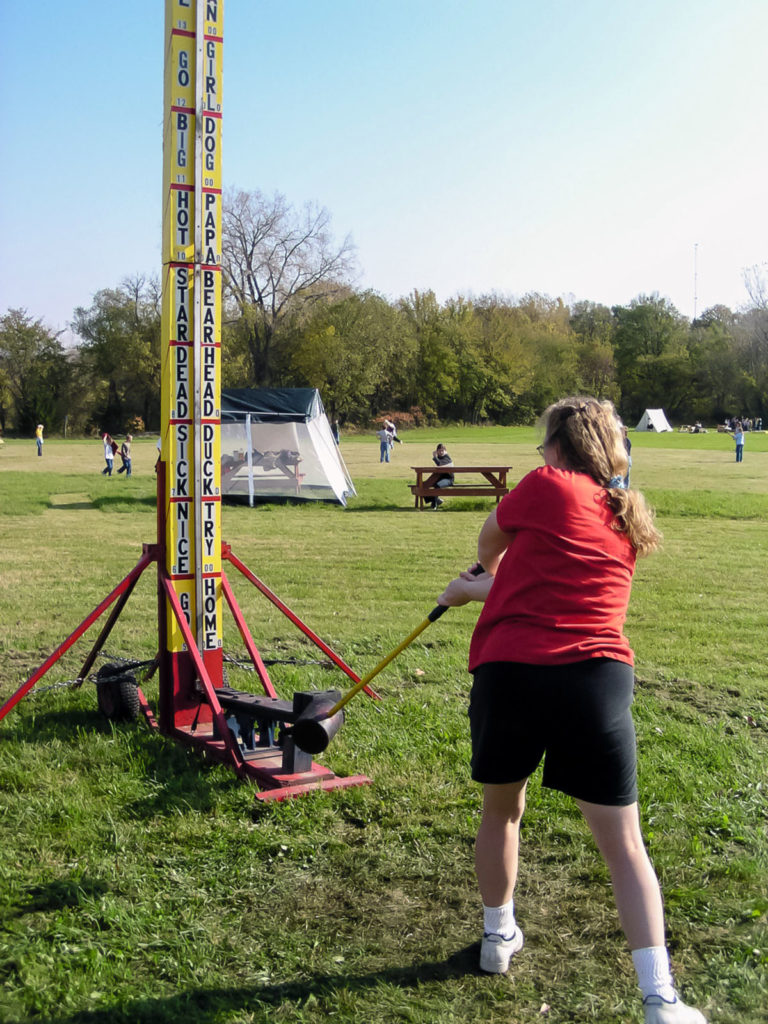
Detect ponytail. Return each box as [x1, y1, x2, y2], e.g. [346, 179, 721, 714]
[541, 397, 661, 557]
[605, 487, 661, 557]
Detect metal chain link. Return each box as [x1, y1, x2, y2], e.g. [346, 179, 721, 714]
[27, 676, 86, 697]
[24, 652, 154, 699]
[223, 651, 333, 670]
[23, 649, 330, 700]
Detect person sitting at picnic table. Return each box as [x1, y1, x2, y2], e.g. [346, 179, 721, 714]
[429, 443, 454, 509]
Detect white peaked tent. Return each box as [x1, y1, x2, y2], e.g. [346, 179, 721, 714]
[635, 408, 673, 432]
[220, 388, 356, 506]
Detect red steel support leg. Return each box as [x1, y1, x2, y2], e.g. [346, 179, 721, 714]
[75, 571, 146, 686]
[0, 550, 155, 724]
[221, 571, 278, 698]
[161, 576, 243, 772]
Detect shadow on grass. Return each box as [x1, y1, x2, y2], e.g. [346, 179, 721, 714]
[1, 706, 243, 815]
[345, 501, 500, 513]
[49, 499, 95, 511]
[90, 493, 156, 512]
[32, 942, 483, 1024]
[7, 876, 111, 918]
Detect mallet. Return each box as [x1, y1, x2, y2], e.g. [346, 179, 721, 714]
[292, 565, 485, 754]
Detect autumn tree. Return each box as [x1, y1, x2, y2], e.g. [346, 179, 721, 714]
[570, 301, 619, 404]
[612, 294, 692, 420]
[0, 309, 71, 434]
[688, 306, 741, 420]
[71, 275, 161, 433]
[221, 189, 357, 386]
[288, 291, 413, 421]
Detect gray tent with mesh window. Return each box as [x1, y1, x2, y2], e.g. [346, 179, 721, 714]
[220, 388, 355, 505]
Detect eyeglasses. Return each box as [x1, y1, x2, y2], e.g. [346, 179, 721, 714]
[536, 444, 545, 457]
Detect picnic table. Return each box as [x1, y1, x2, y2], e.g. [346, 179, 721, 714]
[409, 465, 511, 510]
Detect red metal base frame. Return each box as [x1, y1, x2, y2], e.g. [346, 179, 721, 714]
[0, 542, 371, 802]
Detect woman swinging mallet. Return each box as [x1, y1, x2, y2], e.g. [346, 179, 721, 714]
[438, 397, 706, 1024]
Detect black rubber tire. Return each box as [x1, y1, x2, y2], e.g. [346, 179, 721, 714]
[96, 672, 140, 722]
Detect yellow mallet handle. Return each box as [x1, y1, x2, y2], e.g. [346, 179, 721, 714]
[324, 565, 485, 721]
[325, 616, 434, 718]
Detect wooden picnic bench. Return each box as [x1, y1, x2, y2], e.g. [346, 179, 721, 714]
[409, 466, 512, 509]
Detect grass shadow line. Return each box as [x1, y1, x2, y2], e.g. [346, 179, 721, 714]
[5, 876, 111, 919]
[90, 494, 156, 512]
[30, 942, 483, 1024]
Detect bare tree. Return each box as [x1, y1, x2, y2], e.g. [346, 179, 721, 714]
[743, 263, 768, 310]
[221, 188, 357, 384]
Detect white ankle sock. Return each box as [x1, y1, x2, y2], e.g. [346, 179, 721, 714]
[632, 946, 676, 1002]
[483, 900, 516, 938]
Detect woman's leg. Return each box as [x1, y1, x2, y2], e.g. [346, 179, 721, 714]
[476, 779, 528, 908]
[576, 799, 665, 949]
[476, 779, 528, 972]
[578, 800, 708, 1020]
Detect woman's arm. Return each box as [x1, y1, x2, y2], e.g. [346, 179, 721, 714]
[438, 572, 494, 606]
[477, 509, 515, 577]
[437, 510, 516, 607]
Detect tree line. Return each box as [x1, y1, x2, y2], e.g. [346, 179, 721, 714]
[2, 188, 767, 436]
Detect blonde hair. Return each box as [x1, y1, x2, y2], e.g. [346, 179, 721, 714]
[540, 396, 661, 557]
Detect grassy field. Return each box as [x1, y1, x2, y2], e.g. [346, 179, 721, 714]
[0, 429, 766, 1023]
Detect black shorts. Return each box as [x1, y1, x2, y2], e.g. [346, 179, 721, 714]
[469, 659, 637, 806]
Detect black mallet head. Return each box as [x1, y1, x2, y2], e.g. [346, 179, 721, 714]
[292, 691, 345, 755]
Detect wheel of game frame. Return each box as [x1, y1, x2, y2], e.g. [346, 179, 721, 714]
[96, 672, 140, 722]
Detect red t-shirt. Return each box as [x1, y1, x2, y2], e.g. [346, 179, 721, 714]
[468, 466, 637, 670]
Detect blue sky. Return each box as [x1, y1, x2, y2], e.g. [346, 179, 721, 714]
[2, 0, 766, 341]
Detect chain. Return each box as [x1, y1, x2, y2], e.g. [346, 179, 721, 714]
[24, 652, 155, 699]
[223, 651, 333, 670]
[28, 676, 87, 697]
[22, 650, 329, 700]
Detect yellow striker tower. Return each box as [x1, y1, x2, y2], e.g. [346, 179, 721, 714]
[159, 0, 224, 721]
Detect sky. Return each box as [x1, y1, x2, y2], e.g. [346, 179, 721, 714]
[2, 0, 767, 343]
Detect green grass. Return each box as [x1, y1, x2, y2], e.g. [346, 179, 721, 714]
[0, 432, 766, 1023]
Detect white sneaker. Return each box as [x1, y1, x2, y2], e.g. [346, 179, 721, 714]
[643, 993, 708, 1024]
[479, 928, 524, 973]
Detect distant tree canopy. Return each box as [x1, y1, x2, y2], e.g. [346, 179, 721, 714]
[0, 309, 71, 435]
[71, 275, 161, 435]
[221, 189, 357, 387]
[2, 213, 767, 435]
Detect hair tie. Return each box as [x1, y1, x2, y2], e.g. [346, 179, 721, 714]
[608, 476, 626, 490]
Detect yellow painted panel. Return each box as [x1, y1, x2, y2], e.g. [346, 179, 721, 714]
[200, 575, 223, 651]
[163, 106, 196, 188]
[166, 577, 195, 652]
[161, 186, 196, 265]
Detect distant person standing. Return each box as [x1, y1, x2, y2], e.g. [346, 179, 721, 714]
[376, 426, 391, 463]
[35, 424, 44, 457]
[101, 433, 116, 476]
[117, 435, 133, 476]
[733, 423, 744, 463]
[384, 418, 403, 449]
[622, 426, 632, 488]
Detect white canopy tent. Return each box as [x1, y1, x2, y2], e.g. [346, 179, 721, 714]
[635, 408, 673, 432]
[220, 389, 356, 506]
